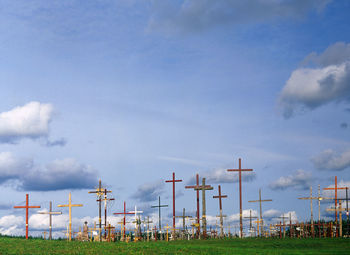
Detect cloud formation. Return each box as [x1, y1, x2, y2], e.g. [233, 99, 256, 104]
[269, 169, 312, 190]
[279, 42, 350, 118]
[311, 149, 350, 171]
[148, 0, 330, 35]
[0, 152, 97, 191]
[187, 168, 256, 185]
[131, 180, 165, 202]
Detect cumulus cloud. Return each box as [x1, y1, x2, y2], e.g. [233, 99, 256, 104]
[148, 0, 330, 35]
[269, 169, 312, 190]
[131, 180, 165, 202]
[311, 149, 350, 171]
[279, 42, 350, 118]
[187, 168, 256, 185]
[0, 152, 97, 191]
[322, 180, 350, 199]
[262, 209, 281, 219]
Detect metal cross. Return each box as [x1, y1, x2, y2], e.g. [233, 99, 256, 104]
[151, 196, 168, 231]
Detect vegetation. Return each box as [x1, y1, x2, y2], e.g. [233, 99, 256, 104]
[0, 237, 349, 255]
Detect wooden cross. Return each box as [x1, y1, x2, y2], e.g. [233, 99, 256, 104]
[175, 208, 192, 234]
[185, 173, 201, 237]
[254, 218, 263, 237]
[248, 188, 272, 237]
[165, 172, 182, 235]
[194, 177, 213, 238]
[114, 201, 134, 240]
[213, 185, 228, 238]
[87, 222, 98, 242]
[142, 216, 153, 242]
[88, 179, 105, 242]
[14, 194, 41, 240]
[38, 201, 62, 240]
[42, 231, 47, 240]
[327, 200, 346, 237]
[227, 158, 253, 238]
[277, 215, 288, 238]
[244, 209, 257, 237]
[57, 192, 83, 241]
[104, 223, 115, 242]
[117, 220, 130, 241]
[62, 225, 69, 241]
[275, 221, 285, 239]
[151, 196, 168, 231]
[97, 188, 115, 239]
[323, 176, 347, 226]
[153, 226, 158, 241]
[298, 186, 320, 237]
[129, 205, 143, 239]
[164, 223, 171, 242]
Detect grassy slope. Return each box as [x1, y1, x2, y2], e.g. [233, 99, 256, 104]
[0, 237, 349, 255]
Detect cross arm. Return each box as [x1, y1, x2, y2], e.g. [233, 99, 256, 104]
[185, 185, 199, 189]
[151, 205, 168, 208]
[213, 195, 228, 198]
[165, 179, 182, 183]
[323, 187, 348, 190]
[248, 199, 272, 202]
[194, 186, 213, 191]
[227, 169, 253, 172]
[298, 197, 319, 200]
[38, 211, 62, 215]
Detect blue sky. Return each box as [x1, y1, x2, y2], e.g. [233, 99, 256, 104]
[0, 0, 350, 237]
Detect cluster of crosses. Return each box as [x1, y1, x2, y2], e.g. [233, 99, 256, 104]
[13, 158, 350, 241]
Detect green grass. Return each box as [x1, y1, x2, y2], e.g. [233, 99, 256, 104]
[0, 237, 348, 255]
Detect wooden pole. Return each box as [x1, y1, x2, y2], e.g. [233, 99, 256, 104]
[244, 210, 257, 237]
[213, 185, 227, 238]
[114, 201, 133, 240]
[227, 158, 253, 238]
[185, 173, 201, 237]
[165, 172, 182, 238]
[38, 201, 62, 240]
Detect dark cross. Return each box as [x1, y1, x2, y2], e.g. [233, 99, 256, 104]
[38, 201, 62, 240]
[227, 158, 253, 238]
[327, 201, 346, 237]
[298, 186, 319, 237]
[213, 185, 227, 238]
[97, 188, 114, 239]
[275, 221, 284, 239]
[151, 196, 168, 231]
[194, 177, 213, 238]
[248, 188, 272, 237]
[185, 173, 201, 237]
[88, 179, 105, 242]
[165, 172, 182, 236]
[14, 194, 41, 240]
[153, 226, 157, 241]
[244, 210, 257, 237]
[175, 208, 192, 236]
[104, 223, 115, 242]
[277, 215, 289, 238]
[113, 201, 134, 240]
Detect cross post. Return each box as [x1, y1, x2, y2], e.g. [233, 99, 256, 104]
[88, 179, 105, 242]
[151, 196, 168, 232]
[97, 188, 114, 239]
[298, 186, 319, 237]
[175, 208, 192, 239]
[113, 201, 134, 240]
[213, 185, 227, 238]
[244, 210, 257, 237]
[165, 172, 182, 238]
[38, 201, 62, 240]
[185, 173, 201, 237]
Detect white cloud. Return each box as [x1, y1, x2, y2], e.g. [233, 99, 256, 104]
[269, 169, 312, 190]
[131, 180, 165, 202]
[311, 149, 350, 171]
[322, 179, 350, 199]
[187, 168, 256, 184]
[278, 42, 350, 118]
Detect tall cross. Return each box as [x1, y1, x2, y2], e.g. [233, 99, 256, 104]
[323, 176, 347, 226]
[244, 210, 257, 237]
[185, 173, 201, 237]
[129, 205, 143, 239]
[58, 192, 83, 241]
[88, 179, 105, 242]
[298, 186, 319, 237]
[113, 201, 134, 240]
[14, 194, 41, 240]
[194, 177, 213, 238]
[151, 196, 168, 231]
[97, 188, 114, 239]
[248, 189, 272, 236]
[38, 201, 62, 240]
[213, 185, 228, 238]
[327, 200, 346, 237]
[165, 172, 182, 235]
[227, 158, 253, 238]
[175, 208, 192, 237]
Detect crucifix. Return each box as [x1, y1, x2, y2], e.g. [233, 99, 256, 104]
[298, 186, 320, 237]
[114, 201, 134, 240]
[175, 208, 192, 239]
[38, 201, 62, 240]
[213, 185, 228, 238]
[185, 173, 201, 237]
[97, 188, 115, 239]
[244, 209, 257, 237]
[129, 205, 143, 240]
[248, 189, 272, 237]
[165, 172, 182, 238]
[194, 177, 213, 238]
[227, 158, 253, 238]
[151, 196, 168, 232]
[327, 200, 346, 237]
[88, 179, 105, 242]
[14, 194, 41, 240]
[58, 192, 83, 241]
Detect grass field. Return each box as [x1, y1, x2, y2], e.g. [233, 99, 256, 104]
[0, 237, 348, 255]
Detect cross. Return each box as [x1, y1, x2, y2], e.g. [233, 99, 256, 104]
[87, 222, 98, 242]
[42, 231, 48, 240]
[227, 158, 253, 238]
[58, 192, 83, 241]
[114, 201, 134, 240]
[104, 223, 115, 242]
[327, 200, 346, 237]
[164, 224, 171, 242]
[194, 177, 213, 238]
[248, 188, 272, 237]
[275, 221, 285, 239]
[254, 218, 263, 237]
[62, 225, 69, 241]
[151, 196, 168, 232]
[97, 187, 115, 239]
[153, 226, 158, 241]
[142, 216, 153, 242]
[165, 172, 182, 236]
[213, 185, 228, 238]
[14, 194, 41, 240]
[117, 220, 130, 241]
[277, 214, 289, 238]
[129, 205, 143, 239]
[88, 179, 105, 242]
[38, 201, 62, 240]
[323, 176, 347, 228]
[298, 186, 320, 237]
[175, 208, 192, 239]
[185, 173, 201, 237]
[244, 209, 257, 237]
